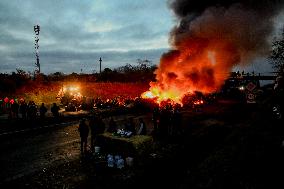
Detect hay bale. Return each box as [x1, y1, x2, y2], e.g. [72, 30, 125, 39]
[97, 133, 153, 157]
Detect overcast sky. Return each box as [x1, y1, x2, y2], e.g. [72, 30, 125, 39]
[0, 0, 283, 74]
[0, 0, 174, 74]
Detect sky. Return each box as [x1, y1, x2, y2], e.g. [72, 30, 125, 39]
[0, 0, 174, 74]
[0, 0, 283, 75]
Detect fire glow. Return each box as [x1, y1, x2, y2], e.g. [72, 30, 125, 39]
[142, 86, 181, 104]
[57, 85, 82, 100]
[141, 0, 280, 105]
[193, 99, 204, 105]
[142, 39, 235, 105]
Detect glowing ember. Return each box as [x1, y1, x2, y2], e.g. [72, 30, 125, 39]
[142, 91, 155, 99]
[142, 86, 182, 104]
[193, 100, 204, 105]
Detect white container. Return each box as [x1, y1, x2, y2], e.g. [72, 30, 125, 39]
[117, 158, 125, 169]
[107, 155, 114, 168]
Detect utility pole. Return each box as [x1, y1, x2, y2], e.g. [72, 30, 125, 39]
[34, 25, 40, 75]
[99, 57, 102, 74]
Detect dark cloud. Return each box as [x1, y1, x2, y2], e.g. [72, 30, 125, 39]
[169, 0, 283, 18]
[141, 0, 283, 100]
[167, 0, 284, 65]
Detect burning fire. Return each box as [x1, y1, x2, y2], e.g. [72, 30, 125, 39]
[57, 85, 82, 100]
[142, 38, 235, 105]
[141, 86, 182, 104]
[141, 0, 281, 105]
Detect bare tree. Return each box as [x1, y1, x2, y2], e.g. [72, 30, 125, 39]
[137, 59, 152, 71]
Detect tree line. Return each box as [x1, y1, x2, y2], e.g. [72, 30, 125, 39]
[0, 59, 157, 95]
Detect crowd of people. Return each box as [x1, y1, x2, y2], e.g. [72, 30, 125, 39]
[77, 103, 183, 155]
[1, 97, 184, 156]
[151, 104, 183, 139]
[77, 115, 149, 154]
[0, 99, 61, 120]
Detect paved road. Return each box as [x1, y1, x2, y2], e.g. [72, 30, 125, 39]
[0, 122, 81, 183]
[0, 113, 154, 183]
[0, 102, 227, 183]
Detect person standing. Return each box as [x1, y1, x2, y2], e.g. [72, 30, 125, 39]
[89, 115, 105, 151]
[172, 106, 182, 136]
[152, 106, 160, 135]
[39, 103, 47, 119]
[107, 117, 117, 133]
[51, 103, 59, 118]
[27, 101, 37, 120]
[137, 118, 147, 135]
[125, 117, 136, 135]
[11, 100, 19, 119]
[20, 101, 28, 119]
[89, 116, 97, 151]
[97, 115, 105, 134]
[78, 118, 89, 154]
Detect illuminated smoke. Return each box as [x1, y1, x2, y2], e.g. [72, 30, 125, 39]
[142, 0, 283, 104]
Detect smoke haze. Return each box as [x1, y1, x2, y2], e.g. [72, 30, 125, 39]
[143, 0, 284, 103]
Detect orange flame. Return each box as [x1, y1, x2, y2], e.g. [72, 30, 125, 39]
[141, 86, 182, 105]
[142, 38, 238, 104]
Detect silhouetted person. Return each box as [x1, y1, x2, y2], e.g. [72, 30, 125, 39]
[172, 106, 182, 136]
[51, 103, 59, 118]
[89, 116, 99, 150]
[152, 106, 160, 134]
[11, 101, 19, 119]
[27, 101, 37, 120]
[107, 117, 117, 133]
[78, 118, 89, 154]
[97, 115, 105, 134]
[137, 118, 147, 135]
[125, 117, 136, 135]
[39, 103, 47, 119]
[159, 106, 172, 138]
[20, 101, 28, 119]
